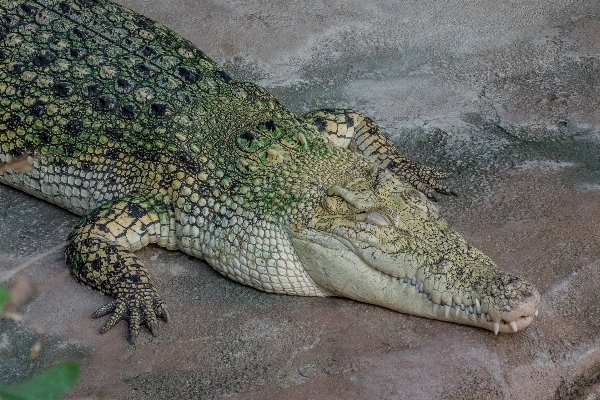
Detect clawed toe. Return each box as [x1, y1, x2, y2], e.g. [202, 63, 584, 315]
[92, 290, 169, 342]
[387, 161, 455, 200]
[92, 300, 117, 318]
[128, 330, 138, 345]
[160, 306, 171, 323]
[149, 322, 159, 337]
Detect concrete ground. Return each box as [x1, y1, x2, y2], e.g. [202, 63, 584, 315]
[2, 0, 600, 398]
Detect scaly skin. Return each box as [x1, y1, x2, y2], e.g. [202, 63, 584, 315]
[0, 0, 539, 343]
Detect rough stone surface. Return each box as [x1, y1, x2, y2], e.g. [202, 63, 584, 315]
[1, 0, 600, 398]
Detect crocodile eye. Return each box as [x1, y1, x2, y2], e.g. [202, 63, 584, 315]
[367, 212, 391, 227]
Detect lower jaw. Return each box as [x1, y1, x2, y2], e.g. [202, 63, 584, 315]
[294, 238, 536, 334]
[361, 274, 536, 334]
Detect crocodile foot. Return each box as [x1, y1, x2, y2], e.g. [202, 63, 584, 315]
[92, 287, 171, 345]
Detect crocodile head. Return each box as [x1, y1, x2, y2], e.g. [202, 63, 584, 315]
[290, 167, 540, 334]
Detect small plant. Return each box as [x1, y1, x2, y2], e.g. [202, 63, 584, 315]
[0, 285, 8, 311]
[0, 284, 80, 400]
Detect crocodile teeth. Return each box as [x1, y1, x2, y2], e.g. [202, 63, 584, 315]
[392, 277, 397, 282]
[468, 306, 474, 314]
[455, 305, 460, 316]
[475, 298, 481, 314]
[493, 322, 500, 335]
[422, 293, 428, 299]
[444, 305, 450, 318]
[432, 303, 439, 313]
[534, 309, 539, 317]
[418, 283, 424, 293]
[509, 321, 518, 333]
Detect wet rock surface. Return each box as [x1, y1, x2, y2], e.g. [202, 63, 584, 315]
[1, 0, 600, 398]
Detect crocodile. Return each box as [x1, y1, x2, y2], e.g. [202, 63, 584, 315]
[0, 0, 540, 343]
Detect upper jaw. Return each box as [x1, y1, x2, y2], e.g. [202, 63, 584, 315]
[290, 227, 540, 334]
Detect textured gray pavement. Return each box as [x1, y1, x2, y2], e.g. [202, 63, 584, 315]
[2, 0, 600, 398]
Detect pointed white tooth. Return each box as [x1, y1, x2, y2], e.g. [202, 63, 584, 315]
[509, 321, 518, 333]
[419, 283, 424, 293]
[534, 309, 539, 317]
[403, 277, 409, 283]
[460, 304, 465, 311]
[493, 322, 500, 335]
[422, 293, 428, 299]
[444, 305, 450, 318]
[411, 277, 416, 285]
[468, 306, 474, 314]
[487, 314, 491, 322]
[392, 277, 398, 282]
[475, 299, 481, 314]
[455, 305, 460, 316]
[432, 303, 439, 313]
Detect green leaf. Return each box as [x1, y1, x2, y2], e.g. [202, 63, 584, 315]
[0, 362, 80, 400]
[0, 285, 9, 313]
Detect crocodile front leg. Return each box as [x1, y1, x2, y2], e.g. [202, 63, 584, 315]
[302, 109, 455, 200]
[65, 195, 178, 344]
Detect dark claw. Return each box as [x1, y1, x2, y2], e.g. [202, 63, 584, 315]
[430, 192, 441, 202]
[128, 331, 138, 345]
[450, 189, 460, 197]
[150, 322, 158, 337]
[161, 307, 171, 323]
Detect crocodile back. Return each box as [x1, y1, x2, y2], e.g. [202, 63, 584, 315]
[0, 0, 233, 214]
